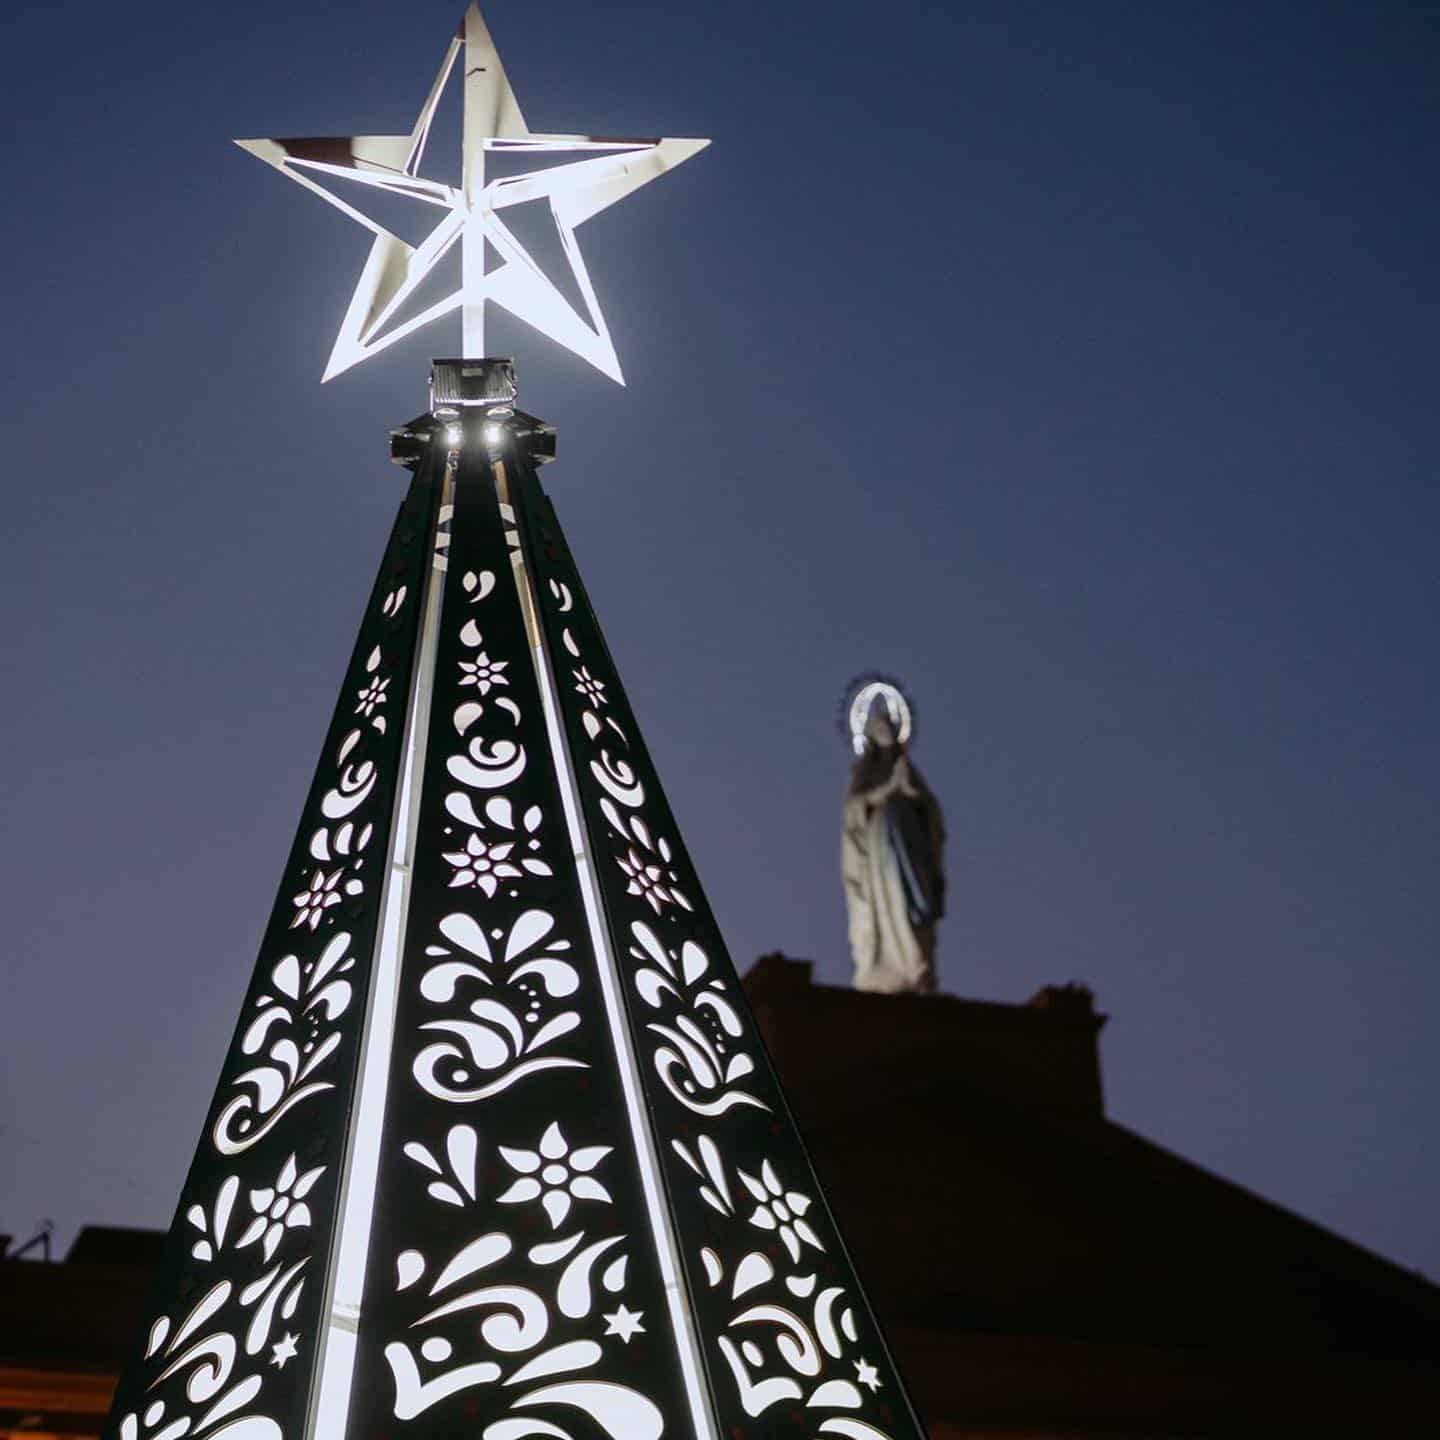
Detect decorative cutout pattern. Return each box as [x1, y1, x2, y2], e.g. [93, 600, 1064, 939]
[515, 466, 927, 1440]
[347, 455, 697, 1440]
[380, 1114, 640, 1430]
[673, 1136, 876, 1420]
[411, 908, 585, 1103]
[103, 418, 928, 1440]
[100, 467, 440, 1440]
[212, 932, 357, 1156]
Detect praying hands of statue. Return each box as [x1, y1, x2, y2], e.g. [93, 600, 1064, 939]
[862, 754, 916, 807]
[894, 755, 920, 798]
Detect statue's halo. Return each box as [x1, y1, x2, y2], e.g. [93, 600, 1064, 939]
[840, 674, 914, 756]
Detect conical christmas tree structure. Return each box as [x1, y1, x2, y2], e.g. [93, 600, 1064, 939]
[101, 9, 928, 1440]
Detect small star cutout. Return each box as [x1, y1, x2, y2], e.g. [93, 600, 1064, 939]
[271, 1332, 300, 1369]
[603, 1305, 645, 1343]
[854, 1358, 881, 1393]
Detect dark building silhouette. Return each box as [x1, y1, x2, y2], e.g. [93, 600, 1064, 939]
[6, 961, 1439, 1438]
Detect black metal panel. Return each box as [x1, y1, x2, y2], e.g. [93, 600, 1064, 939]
[512, 455, 930, 1440]
[349, 452, 702, 1440]
[101, 462, 441, 1440]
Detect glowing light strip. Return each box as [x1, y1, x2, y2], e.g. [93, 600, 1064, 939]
[305, 468, 452, 1440]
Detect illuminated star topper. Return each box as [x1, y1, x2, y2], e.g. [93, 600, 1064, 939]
[236, 3, 708, 383]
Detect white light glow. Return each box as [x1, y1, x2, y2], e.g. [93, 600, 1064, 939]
[482, 422, 503, 447]
[235, 3, 708, 383]
[848, 681, 912, 756]
[445, 423, 463, 448]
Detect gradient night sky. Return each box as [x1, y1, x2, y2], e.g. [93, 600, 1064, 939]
[2, 0, 1436, 1283]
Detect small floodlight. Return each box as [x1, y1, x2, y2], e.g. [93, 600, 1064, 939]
[482, 421, 504, 448]
[445, 423, 463, 449]
[431, 358, 519, 410]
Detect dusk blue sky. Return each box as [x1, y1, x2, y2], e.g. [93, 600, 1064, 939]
[2, 0, 1437, 1286]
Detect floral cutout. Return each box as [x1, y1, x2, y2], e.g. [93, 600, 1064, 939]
[459, 653, 508, 694]
[291, 868, 344, 929]
[352, 643, 391, 734]
[573, 666, 607, 709]
[617, 849, 679, 915]
[356, 674, 390, 718]
[497, 1121, 613, 1228]
[237, 1153, 325, 1261]
[441, 833, 524, 895]
[738, 1160, 823, 1263]
[442, 795, 553, 893]
[601, 802, 692, 915]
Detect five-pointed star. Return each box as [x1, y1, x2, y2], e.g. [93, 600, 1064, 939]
[854, 1357, 881, 1393]
[271, 1332, 300, 1369]
[236, 3, 707, 384]
[603, 1304, 646, 1343]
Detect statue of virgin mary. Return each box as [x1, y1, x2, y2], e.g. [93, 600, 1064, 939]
[841, 678, 946, 993]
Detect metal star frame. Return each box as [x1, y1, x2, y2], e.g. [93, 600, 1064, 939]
[237, 3, 708, 382]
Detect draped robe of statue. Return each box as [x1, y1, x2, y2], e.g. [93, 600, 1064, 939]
[842, 724, 946, 993]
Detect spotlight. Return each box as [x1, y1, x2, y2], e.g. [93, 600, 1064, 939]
[482, 421, 505, 448]
[444, 423, 463, 449]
